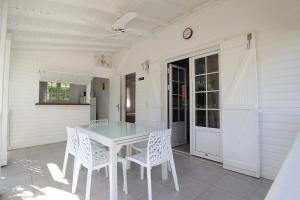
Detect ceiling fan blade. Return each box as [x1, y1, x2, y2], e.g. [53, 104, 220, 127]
[126, 28, 153, 37]
[113, 12, 138, 29]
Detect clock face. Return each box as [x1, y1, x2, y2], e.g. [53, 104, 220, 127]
[183, 28, 193, 39]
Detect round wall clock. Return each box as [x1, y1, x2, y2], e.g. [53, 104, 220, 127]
[183, 28, 193, 39]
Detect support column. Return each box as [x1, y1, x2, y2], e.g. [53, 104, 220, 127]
[0, 0, 9, 167]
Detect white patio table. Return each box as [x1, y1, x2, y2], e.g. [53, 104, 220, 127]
[76, 122, 168, 200]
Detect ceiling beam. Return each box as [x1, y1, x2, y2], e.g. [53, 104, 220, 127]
[12, 44, 117, 53]
[147, 0, 190, 15]
[7, 23, 113, 40]
[9, 7, 110, 30]
[13, 37, 126, 48]
[47, 0, 120, 16]
[9, 7, 156, 38]
[46, 0, 168, 27]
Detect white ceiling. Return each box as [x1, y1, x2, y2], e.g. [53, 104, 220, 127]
[8, 0, 221, 53]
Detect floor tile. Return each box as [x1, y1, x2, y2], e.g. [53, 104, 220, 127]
[185, 164, 226, 185]
[214, 174, 259, 199]
[1, 143, 272, 200]
[157, 175, 210, 199]
[139, 183, 192, 200]
[260, 178, 273, 189]
[196, 186, 244, 200]
[250, 186, 270, 200]
[0, 172, 32, 189]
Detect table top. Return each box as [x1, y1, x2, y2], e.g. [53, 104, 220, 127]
[77, 122, 160, 140]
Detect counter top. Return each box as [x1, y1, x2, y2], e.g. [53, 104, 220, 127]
[35, 102, 90, 105]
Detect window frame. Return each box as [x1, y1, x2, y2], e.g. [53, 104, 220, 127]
[46, 81, 71, 102]
[194, 54, 220, 129]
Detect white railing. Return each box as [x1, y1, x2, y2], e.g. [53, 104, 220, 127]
[265, 132, 300, 200]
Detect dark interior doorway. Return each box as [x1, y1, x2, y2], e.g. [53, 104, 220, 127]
[168, 58, 190, 153]
[90, 77, 109, 120]
[125, 73, 136, 123]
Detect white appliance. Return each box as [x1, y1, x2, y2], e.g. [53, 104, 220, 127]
[90, 97, 96, 120]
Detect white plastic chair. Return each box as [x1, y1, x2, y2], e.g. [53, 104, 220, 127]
[130, 120, 170, 179]
[127, 129, 179, 200]
[72, 131, 128, 200]
[131, 120, 164, 152]
[62, 127, 107, 178]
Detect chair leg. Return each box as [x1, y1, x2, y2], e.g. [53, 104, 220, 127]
[62, 151, 69, 177]
[147, 167, 152, 200]
[140, 166, 144, 180]
[72, 162, 81, 193]
[126, 145, 132, 169]
[85, 169, 92, 200]
[169, 157, 179, 191]
[122, 160, 128, 194]
[167, 162, 172, 172]
[105, 166, 109, 178]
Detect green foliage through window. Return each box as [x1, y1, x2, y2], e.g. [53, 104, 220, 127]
[47, 82, 71, 101]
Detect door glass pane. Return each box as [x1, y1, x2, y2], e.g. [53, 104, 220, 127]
[173, 109, 178, 122]
[195, 93, 206, 109]
[179, 109, 185, 121]
[172, 95, 179, 108]
[196, 110, 206, 127]
[195, 58, 206, 75]
[179, 96, 184, 108]
[195, 75, 206, 92]
[207, 73, 219, 91]
[172, 68, 178, 81]
[172, 81, 178, 94]
[179, 69, 184, 82]
[208, 110, 220, 128]
[207, 54, 219, 73]
[179, 83, 184, 96]
[207, 92, 219, 109]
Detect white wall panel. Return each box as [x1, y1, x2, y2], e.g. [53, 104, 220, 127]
[114, 0, 300, 179]
[9, 49, 114, 149]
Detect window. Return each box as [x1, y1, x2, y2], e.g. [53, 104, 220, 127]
[46, 81, 71, 102]
[195, 54, 220, 128]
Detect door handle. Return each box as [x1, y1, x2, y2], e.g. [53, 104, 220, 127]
[116, 104, 120, 111]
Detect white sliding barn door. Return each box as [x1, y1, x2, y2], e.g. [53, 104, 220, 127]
[220, 33, 260, 177]
[109, 75, 121, 122]
[147, 62, 162, 123]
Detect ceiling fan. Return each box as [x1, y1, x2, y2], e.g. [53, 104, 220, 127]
[82, 12, 153, 40]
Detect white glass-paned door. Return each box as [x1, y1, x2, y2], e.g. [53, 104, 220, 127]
[191, 52, 221, 162]
[169, 64, 187, 147]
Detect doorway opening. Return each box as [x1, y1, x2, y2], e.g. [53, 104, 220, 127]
[90, 77, 109, 120]
[167, 58, 190, 154]
[125, 73, 136, 123]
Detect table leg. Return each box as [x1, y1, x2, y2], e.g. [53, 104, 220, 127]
[109, 145, 118, 200]
[162, 162, 168, 180]
[126, 145, 131, 169]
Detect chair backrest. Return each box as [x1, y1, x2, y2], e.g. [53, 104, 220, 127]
[77, 131, 93, 168]
[89, 119, 109, 128]
[147, 129, 172, 166]
[66, 126, 79, 155]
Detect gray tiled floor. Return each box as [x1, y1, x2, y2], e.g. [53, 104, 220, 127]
[0, 142, 272, 200]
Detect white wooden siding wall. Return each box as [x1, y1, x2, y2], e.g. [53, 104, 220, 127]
[258, 29, 300, 179]
[135, 68, 148, 121]
[9, 49, 113, 149]
[134, 61, 162, 124]
[8, 0, 300, 180]
[116, 28, 300, 180]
